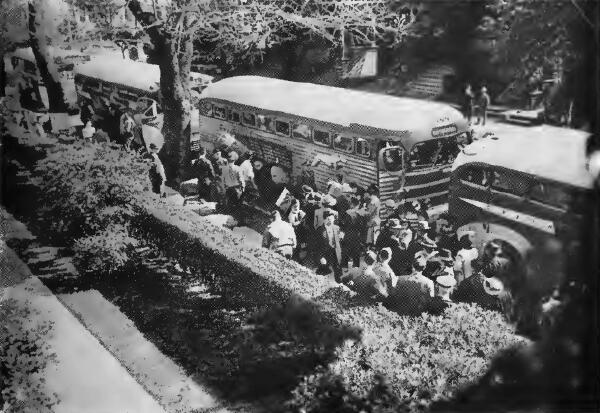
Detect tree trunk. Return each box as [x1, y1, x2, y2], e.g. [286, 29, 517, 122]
[159, 35, 192, 187]
[28, 1, 68, 113]
[128, 0, 193, 185]
[0, 54, 6, 98]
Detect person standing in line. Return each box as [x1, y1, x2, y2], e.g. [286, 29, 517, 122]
[211, 148, 228, 204]
[476, 86, 491, 126]
[453, 232, 479, 284]
[340, 197, 364, 269]
[239, 152, 256, 197]
[262, 210, 297, 259]
[148, 143, 166, 198]
[191, 147, 216, 202]
[221, 151, 246, 224]
[374, 247, 398, 294]
[363, 184, 381, 249]
[463, 83, 475, 124]
[313, 194, 338, 230]
[119, 107, 135, 147]
[287, 198, 307, 260]
[81, 121, 96, 141]
[317, 211, 344, 283]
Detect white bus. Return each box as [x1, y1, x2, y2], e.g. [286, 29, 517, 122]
[194, 75, 469, 216]
[74, 57, 213, 150]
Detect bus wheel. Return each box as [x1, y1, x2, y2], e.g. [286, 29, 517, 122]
[491, 238, 524, 292]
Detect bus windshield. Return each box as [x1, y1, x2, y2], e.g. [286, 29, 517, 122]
[408, 137, 460, 170]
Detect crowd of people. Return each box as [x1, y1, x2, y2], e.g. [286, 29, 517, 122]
[188, 145, 515, 318]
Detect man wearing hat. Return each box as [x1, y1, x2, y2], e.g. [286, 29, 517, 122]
[407, 222, 435, 262]
[341, 196, 364, 269]
[436, 214, 461, 258]
[475, 86, 490, 126]
[452, 262, 513, 317]
[362, 184, 381, 248]
[313, 194, 338, 230]
[430, 248, 455, 278]
[148, 143, 166, 197]
[408, 221, 428, 257]
[317, 210, 343, 282]
[221, 150, 246, 223]
[342, 251, 388, 300]
[385, 250, 435, 315]
[375, 218, 403, 250]
[389, 235, 412, 277]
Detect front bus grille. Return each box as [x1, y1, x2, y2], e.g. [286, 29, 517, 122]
[379, 166, 453, 218]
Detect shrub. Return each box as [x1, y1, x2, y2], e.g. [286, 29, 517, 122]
[288, 303, 528, 412]
[34, 141, 149, 239]
[72, 224, 139, 275]
[17, 139, 527, 411]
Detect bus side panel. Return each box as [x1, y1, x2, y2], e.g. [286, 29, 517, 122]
[193, 115, 378, 193]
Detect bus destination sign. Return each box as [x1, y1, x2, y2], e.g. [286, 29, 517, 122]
[431, 123, 458, 138]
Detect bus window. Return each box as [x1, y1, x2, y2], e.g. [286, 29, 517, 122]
[491, 169, 531, 196]
[333, 135, 354, 153]
[275, 120, 290, 136]
[213, 105, 227, 120]
[380, 146, 404, 172]
[529, 181, 571, 210]
[356, 138, 371, 158]
[199, 100, 213, 117]
[229, 109, 241, 123]
[313, 129, 331, 147]
[242, 112, 256, 127]
[292, 123, 311, 140]
[408, 138, 459, 169]
[256, 114, 269, 130]
[459, 165, 490, 187]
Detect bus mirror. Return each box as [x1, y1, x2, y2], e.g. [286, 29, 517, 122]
[379, 146, 404, 174]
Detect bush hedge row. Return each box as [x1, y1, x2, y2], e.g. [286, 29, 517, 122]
[22, 138, 527, 411]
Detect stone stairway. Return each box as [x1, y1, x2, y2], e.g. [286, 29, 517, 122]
[402, 64, 455, 100]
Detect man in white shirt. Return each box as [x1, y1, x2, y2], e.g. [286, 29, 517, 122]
[221, 151, 245, 222]
[262, 210, 297, 258]
[239, 153, 255, 188]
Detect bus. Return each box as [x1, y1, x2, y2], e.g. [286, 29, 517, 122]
[449, 123, 594, 281]
[9, 47, 90, 112]
[193, 75, 469, 216]
[74, 57, 213, 150]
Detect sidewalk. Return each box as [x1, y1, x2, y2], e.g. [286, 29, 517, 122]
[1, 244, 166, 413]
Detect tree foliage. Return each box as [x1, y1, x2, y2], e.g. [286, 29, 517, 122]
[73, 0, 419, 183]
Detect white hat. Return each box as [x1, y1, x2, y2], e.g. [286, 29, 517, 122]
[321, 194, 337, 207]
[383, 199, 397, 209]
[228, 151, 239, 162]
[436, 274, 457, 289]
[483, 277, 504, 296]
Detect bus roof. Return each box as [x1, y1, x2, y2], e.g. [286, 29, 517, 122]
[74, 57, 214, 92]
[452, 123, 593, 189]
[200, 76, 467, 141]
[12, 47, 88, 62]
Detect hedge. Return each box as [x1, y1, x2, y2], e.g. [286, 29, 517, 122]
[16, 137, 527, 411]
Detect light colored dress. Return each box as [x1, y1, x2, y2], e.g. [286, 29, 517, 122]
[453, 247, 479, 284]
